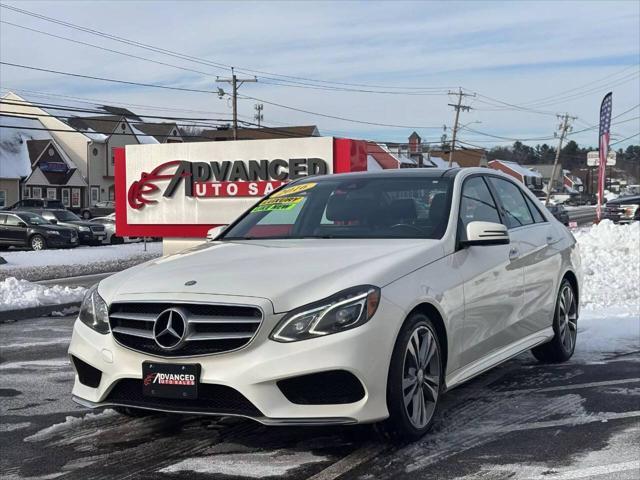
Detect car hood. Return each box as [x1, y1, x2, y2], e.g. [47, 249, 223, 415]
[99, 238, 444, 313]
[39, 224, 76, 233]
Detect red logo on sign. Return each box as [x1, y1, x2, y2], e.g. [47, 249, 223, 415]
[127, 161, 187, 210]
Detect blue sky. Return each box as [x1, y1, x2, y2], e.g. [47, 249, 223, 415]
[1, 0, 638, 148]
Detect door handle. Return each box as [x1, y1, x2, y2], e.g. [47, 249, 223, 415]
[509, 247, 520, 260]
[546, 235, 555, 243]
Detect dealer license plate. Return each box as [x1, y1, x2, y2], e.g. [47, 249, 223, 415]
[142, 362, 199, 399]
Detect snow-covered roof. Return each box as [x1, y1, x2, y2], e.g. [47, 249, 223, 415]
[492, 160, 542, 178]
[130, 124, 159, 145]
[428, 156, 459, 168]
[0, 115, 53, 178]
[367, 155, 384, 170]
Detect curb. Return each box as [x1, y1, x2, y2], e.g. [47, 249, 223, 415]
[0, 302, 81, 323]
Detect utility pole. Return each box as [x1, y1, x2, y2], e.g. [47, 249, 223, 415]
[447, 88, 475, 167]
[254, 103, 264, 127]
[545, 113, 577, 206]
[216, 67, 257, 140]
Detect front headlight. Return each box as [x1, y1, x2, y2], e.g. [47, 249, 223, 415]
[270, 286, 381, 342]
[78, 226, 90, 232]
[78, 284, 110, 334]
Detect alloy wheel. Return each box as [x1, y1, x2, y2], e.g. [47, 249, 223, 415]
[31, 236, 45, 251]
[402, 326, 441, 429]
[558, 284, 577, 352]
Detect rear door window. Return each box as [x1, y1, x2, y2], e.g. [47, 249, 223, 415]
[488, 177, 534, 229]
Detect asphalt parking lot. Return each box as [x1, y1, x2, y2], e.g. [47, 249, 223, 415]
[1, 314, 638, 480]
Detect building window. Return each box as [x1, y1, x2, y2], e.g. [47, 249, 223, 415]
[47, 188, 57, 200]
[23, 186, 30, 199]
[0, 190, 6, 208]
[108, 185, 115, 201]
[32, 187, 42, 199]
[71, 188, 81, 208]
[62, 188, 70, 207]
[48, 148, 55, 157]
[120, 123, 126, 131]
[91, 186, 100, 204]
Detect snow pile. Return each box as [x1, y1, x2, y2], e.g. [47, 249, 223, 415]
[574, 220, 640, 312]
[0, 277, 86, 311]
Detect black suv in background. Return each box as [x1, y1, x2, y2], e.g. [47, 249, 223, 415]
[3, 199, 66, 211]
[35, 209, 106, 245]
[604, 195, 640, 223]
[0, 211, 78, 250]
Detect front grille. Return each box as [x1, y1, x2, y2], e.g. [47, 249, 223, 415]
[109, 302, 263, 357]
[277, 370, 365, 405]
[105, 379, 262, 417]
[90, 225, 105, 233]
[59, 230, 73, 238]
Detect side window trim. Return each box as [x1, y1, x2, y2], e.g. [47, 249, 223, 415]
[523, 193, 548, 223]
[456, 174, 504, 247]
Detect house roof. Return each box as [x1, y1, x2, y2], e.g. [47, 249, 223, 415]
[489, 159, 542, 178]
[366, 143, 401, 169]
[99, 106, 141, 121]
[67, 115, 122, 136]
[429, 148, 487, 168]
[0, 115, 53, 178]
[132, 122, 180, 143]
[196, 125, 320, 141]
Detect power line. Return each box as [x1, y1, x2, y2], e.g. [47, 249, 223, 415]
[216, 68, 258, 140]
[610, 132, 639, 146]
[0, 62, 445, 129]
[0, 62, 217, 94]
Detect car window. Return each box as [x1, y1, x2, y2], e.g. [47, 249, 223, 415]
[0, 214, 6, 224]
[524, 195, 546, 223]
[41, 211, 56, 221]
[488, 177, 534, 229]
[459, 177, 501, 230]
[5, 215, 24, 226]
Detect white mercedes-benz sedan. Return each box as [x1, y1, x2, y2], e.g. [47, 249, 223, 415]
[69, 168, 581, 439]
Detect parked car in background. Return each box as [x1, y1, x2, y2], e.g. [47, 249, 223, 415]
[565, 192, 597, 206]
[0, 211, 78, 251]
[546, 204, 570, 226]
[81, 201, 115, 219]
[34, 209, 106, 245]
[2, 198, 66, 211]
[90, 216, 140, 244]
[604, 195, 640, 223]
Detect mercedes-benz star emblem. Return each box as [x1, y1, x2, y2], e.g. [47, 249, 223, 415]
[153, 308, 187, 350]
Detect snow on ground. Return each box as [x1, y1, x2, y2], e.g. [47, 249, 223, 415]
[0, 242, 162, 282]
[0, 277, 86, 312]
[574, 220, 640, 313]
[160, 450, 328, 478]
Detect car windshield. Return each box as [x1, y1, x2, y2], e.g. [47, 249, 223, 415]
[53, 210, 81, 221]
[222, 176, 453, 240]
[20, 213, 50, 225]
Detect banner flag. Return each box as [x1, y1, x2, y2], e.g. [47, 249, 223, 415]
[596, 92, 612, 222]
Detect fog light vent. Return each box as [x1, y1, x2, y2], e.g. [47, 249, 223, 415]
[71, 356, 102, 388]
[277, 370, 365, 405]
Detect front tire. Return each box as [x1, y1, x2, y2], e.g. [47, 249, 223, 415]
[532, 279, 578, 363]
[383, 313, 443, 441]
[30, 234, 46, 251]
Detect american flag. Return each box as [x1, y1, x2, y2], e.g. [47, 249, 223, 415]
[596, 92, 612, 221]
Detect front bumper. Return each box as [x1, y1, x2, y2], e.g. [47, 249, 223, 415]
[69, 293, 402, 425]
[78, 231, 106, 244]
[46, 235, 79, 247]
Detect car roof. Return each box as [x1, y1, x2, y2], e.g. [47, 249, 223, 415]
[298, 168, 461, 183]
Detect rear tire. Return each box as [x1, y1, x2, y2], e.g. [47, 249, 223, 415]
[30, 234, 46, 251]
[382, 313, 443, 441]
[532, 278, 578, 363]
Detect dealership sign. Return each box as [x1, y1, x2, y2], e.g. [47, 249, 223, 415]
[116, 137, 367, 237]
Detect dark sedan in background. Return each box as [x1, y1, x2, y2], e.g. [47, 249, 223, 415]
[546, 204, 570, 226]
[34, 209, 106, 245]
[604, 195, 640, 223]
[80, 201, 115, 219]
[0, 211, 78, 251]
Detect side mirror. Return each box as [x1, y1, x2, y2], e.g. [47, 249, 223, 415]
[49, 219, 58, 225]
[461, 221, 509, 246]
[206, 225, 228, 242]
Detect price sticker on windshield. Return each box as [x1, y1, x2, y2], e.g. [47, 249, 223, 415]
[271, 182, 316, 198]
[253, 196, 303, 212]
